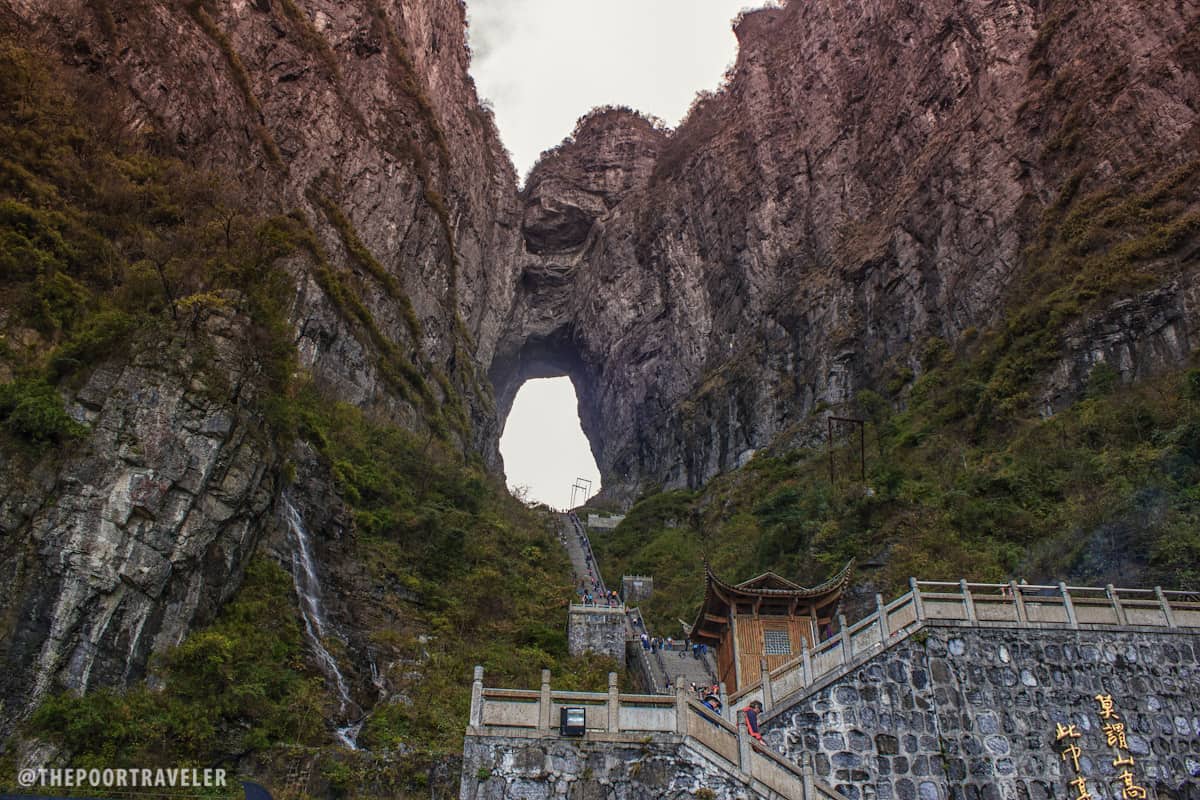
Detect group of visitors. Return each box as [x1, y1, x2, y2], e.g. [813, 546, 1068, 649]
[579, 582, 620, 607]
[641, 633, 676, 651]
[688, 682, 764, 740]
[691, 681, 722, 712]
[572, 516, 619, 605]
[633, 634, 711, 656]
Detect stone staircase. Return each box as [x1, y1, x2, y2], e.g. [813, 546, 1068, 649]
[462, 666, 850, 800]
[563, 511, 719, 697]
[464, 578, 1200, 798]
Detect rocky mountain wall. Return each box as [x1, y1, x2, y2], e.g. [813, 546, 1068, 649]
[7, 0, 523, 459]
[0, 0, 523, 730]
[491, 0, 1200, 503]
[2, 0, 1199, 745]
[0, 306, 278, 726]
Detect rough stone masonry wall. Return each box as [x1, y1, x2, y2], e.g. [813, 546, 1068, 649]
[568, 607, 627, 668]
[762, 625, 1200, 800]
[460, 734, 758, 800]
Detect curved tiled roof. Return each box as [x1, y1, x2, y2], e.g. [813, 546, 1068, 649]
[690, 560, 854, 643]
[705, 559, 854, 599]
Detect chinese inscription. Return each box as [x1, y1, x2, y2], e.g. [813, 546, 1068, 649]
[1054, 694, 1148, 800]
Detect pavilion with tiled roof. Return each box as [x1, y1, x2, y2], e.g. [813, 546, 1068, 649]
[690, 560, 853, 692]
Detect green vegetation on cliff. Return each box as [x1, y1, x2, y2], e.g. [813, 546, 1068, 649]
[595, 363, 1200, 635]
[0, 40, 294, 433]
[29, 560, 328, 765]
[592, 156, 1200, 635]
[0, 39, 609, 799]
[273, 383, 618, 754]
[23, 394, 614, 795]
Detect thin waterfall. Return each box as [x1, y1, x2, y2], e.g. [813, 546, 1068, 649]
[282, 495, 361, 748]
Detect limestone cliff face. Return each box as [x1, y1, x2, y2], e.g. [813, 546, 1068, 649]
[0, 0, 522, 728]
[492, 0, 1200, 502]
[7, 0, 522, 458]
[2, 0, 1199, 740]
[0, 307, 278, 723]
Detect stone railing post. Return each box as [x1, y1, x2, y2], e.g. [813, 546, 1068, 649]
[960, 579, 978, 624]
[1107, 584, 1128, 626]
[909, 577, 925, 620]
[539, 669, 552, 731]
[607, 672, 620, 732]
[1010, 581, 1028, 626]
[469, 665, 484, 728]
[760, 657, 774, 711]
[1059, 582, 1079, 629]
[800, 751, 817, 800]
[736, 709, 752, 773]
[1156, 586, 1178, 628]
[838, 613, 852, 664]
[801, 641, 812, 686]
[675, 678, 688, 734]
[876, 593, 891, 641]
[719, 681, 730, 722]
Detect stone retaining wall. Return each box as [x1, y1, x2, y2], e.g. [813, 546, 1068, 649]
[460, 733, 760, 800]
[568, 605, 627, 667]
[762, 625, 1200, 800]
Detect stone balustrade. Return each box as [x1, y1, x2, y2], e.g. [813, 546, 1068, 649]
[730, 578, 1200, 714]
[465, 666, 850, 799]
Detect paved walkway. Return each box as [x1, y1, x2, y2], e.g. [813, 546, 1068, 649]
[629, 626, 719, 695]
[559, 512, 717, 695]
[561, 512, 610, 600]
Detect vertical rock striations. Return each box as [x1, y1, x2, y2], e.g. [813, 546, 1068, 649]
[491, 0, 1200, 502]
[2, 0, 1199, 739]
[0, 0, 522, 729]
[0, 306, 277, 721]
[8, 0, 522, 459]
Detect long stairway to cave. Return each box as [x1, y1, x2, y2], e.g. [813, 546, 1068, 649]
[559, 511, 718, 696]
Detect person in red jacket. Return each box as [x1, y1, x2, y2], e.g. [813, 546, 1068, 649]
[742, 700, 764, 742]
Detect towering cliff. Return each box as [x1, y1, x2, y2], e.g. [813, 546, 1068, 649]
[492, 0, 1200, 502]
[0, 0, 525, 733]
[0, 0, 1198, 781]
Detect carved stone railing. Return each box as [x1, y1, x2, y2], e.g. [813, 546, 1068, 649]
[730, 578, 1200, 714]
[468, 580, 1196, 798]
[467, 667, 849, 800]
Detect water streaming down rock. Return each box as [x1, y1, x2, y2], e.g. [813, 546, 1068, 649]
[282, 496, 361, 749]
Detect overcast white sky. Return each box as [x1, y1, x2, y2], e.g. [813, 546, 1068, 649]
[499, 378, 602, 509]
[474, 1, 756, 507]
[465, 0, 757, 181]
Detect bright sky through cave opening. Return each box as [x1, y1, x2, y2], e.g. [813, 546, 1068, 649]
[500, 378, 601, 510]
